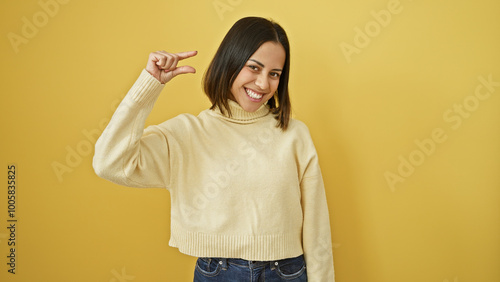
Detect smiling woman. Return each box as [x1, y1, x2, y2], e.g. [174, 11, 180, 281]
[229, 42, 285, 112]
[92, 16, 335, 282]
[204, 17, 292, 130]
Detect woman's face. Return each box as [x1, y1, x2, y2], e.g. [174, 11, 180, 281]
[230, 41, 286, 112]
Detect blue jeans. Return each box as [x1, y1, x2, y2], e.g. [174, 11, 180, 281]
[193, 254, 307, 282]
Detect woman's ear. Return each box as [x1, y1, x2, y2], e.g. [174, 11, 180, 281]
[274, 91, 280, 107]
[268, 95, 277, 108]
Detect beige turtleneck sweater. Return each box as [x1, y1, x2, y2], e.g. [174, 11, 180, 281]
[93, 69, 335, 281]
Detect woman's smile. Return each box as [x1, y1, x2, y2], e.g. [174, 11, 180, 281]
[244, 87, 264, 101]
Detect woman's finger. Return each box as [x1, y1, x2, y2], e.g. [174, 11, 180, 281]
[147, 50, 197, 84]
[171, 65, 196, 77]
[166, 54, 180, 71]
[176, 51, 198, 60]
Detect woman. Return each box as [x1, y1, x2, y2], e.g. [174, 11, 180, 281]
[93, 17, 335, 281]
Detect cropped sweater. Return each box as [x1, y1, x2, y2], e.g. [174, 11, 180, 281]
[93, 69, 335, 281]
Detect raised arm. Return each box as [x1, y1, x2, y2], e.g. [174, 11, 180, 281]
[92, 50, 197, 188]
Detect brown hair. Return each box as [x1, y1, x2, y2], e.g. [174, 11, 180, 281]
[203, 17, 291, 130]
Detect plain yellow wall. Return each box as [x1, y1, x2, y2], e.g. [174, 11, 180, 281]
[1, 0, 499, 281]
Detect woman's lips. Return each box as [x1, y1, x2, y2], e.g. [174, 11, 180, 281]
[245, 88, 264, 101]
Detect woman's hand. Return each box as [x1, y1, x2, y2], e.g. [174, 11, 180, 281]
[145, 50, 197, 84]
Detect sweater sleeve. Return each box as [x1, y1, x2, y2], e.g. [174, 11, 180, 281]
[92, 69, 170, 189]
[300, 133, 335, 281]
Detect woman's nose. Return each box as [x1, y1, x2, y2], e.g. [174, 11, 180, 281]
[255, 74, 269, 90]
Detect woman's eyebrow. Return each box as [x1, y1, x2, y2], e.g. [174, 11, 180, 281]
[249, 59, 283, 72]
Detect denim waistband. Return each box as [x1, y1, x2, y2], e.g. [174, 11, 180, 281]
[204, 254, 304, 270]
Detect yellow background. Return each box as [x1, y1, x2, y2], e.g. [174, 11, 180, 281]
[1, 0, 499, 281]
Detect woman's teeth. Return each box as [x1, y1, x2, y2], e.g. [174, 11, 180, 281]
[245, 88, 263, 99]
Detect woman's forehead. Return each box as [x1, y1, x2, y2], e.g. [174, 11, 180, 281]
[248, 42, 286, 69]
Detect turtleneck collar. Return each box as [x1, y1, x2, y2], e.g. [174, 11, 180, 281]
[210, 99, 271, 123]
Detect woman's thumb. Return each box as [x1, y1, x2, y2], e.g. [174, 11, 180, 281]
[170, 65, 196, 77]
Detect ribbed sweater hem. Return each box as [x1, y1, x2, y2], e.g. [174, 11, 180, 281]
[128, 69, 165, 108]
[168, 221, 303, 261]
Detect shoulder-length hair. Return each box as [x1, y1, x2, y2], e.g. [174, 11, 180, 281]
[203, 17, 291, 130]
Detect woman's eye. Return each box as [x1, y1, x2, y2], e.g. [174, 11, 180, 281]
[248, 65, 259, 71]
[270, 72, 281, 78]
